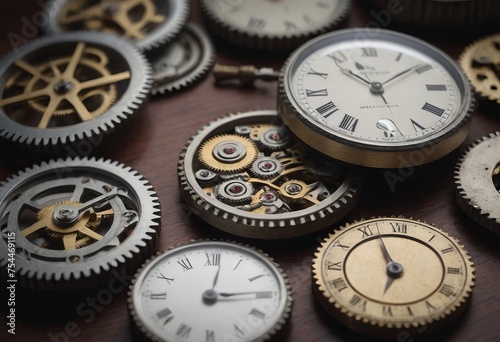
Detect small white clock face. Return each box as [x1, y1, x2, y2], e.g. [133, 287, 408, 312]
[287, 40, 463, 146]
[130, 241, 291, 342]
[204, 0, 346, 36]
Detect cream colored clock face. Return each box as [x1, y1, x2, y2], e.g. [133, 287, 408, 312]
[287, 40, 462, 146]
[313, 217, 474, 336]
[204, 0, 346, 35]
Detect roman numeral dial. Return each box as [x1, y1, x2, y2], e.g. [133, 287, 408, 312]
[283, 28, 472, 168]
[130, 241, 292, 341]
[312, 217, 474, 337]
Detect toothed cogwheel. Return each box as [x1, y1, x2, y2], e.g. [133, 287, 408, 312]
[198, 134, 258, 173]
[43, 0, 189, 52]
[0, 158, 161, 291]
[215, 179, 254, 204]
[178, 109, 363, 239]
[250, 156, 283, 179]
[257, 126, 291, 150]
[459, 33, 500, 105]
[151, 23, 215, 95]
[455, 131, 500, 234]
[0, 32, 152, 151]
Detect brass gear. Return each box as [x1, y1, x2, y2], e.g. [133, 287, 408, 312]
[459, 33, 500, 104]
[0, 40, 130, 129]
[25, 200, 114, 251]
[6, 47, 117, 118]
[278, 179, 310, 202]
[57, 0, 166, 41]
[198, 134, 258, 172]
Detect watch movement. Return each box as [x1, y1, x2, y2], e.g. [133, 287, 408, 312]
[0, 158, 161, 291]
[178, 109, 363, 239]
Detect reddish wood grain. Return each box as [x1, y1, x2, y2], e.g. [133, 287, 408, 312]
[0, 1, 499, 341]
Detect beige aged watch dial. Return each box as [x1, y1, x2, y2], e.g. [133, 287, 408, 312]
[312, 217, 475, 338]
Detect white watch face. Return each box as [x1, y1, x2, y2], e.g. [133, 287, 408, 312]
[131, 241, 290, 341]
[205, 0, 346, 36]
[285, 35, 469, 147]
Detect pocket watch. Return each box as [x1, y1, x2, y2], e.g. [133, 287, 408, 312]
[43, 0, 189, 52]
[312, 217, 475, 338]
[128, 240, 292, 342]
[199, 0, 351, 51]
[178, 109, 363, 239]
[278, 28, 475, 169]
[455, 131, 500, 234]
[0, 158, 161, 291]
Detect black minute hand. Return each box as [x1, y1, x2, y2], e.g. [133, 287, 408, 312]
[382, 64, 421, 85]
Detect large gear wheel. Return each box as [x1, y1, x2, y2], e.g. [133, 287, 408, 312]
[43, 0, 189, 52]
[0, 32, 151, 151]
[459, 33, 500, 105]
[198, 134, 259, 173]
[0, 158, 161, 291]
[178, 109, 363, 239]
[455, 131, 500, 234]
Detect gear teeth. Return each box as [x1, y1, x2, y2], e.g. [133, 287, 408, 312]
[198, 134, 258, 173]
[0, 157, 161, 291]
[454, 131, 500, 234]
[459, 33, 500, 105]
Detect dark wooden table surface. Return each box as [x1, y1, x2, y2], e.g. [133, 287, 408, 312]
[1, 1, 499, 341]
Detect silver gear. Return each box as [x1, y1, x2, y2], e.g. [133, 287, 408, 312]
[455, 131, 500, 234]
[0, 158, 161, 291]
[43, 0, 189, 52]
[151, 23, 214, 95]
[0, 32, 152, 151]
[257, 126, 291, 150]
[178, 109, 363, 239]
[215, 179, 254, 204]
[250, 156, 283, 179]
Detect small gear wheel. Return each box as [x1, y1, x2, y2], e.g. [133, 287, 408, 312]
[0, 32, 151, 151]
[459, 33, 500, 105]
[250, 156, 283, 179]
[178, 109, 363, 239]
[252, 125, 291, 150]
[278, 179, 310, 202]
[43, 0, 189, 52]
[455, 131, 500, 234]
[151, 23, 215, 95]
[0, 158, 161, 291]
[215, 179, 254, 204]
[198, 134, 258, 173]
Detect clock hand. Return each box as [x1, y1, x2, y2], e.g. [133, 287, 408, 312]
[376, 225, 394, 263]
[376, 226, 404, 295]
[218, 291, 273, 298]
[333, 60, 371, 86]
[382, 64, 421, 85]
[51, 188, 118, 225]
[212, 264, 221, 289]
